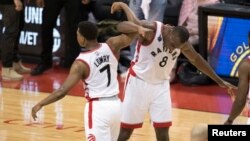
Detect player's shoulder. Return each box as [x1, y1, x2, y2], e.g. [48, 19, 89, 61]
[239, 57, 250, 72]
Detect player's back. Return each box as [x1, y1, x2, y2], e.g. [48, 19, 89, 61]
[76, 43, 119, 98]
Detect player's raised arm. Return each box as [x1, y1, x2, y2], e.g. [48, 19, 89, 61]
[111, 2, 141, 25]
[106, 21, 152, 53]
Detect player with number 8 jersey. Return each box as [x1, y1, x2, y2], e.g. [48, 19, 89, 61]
[111, 2, 237, 141]
[130, 21, 181, 84]
[121, 21, 176, 132]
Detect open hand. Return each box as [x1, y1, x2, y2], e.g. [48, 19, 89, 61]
[219, 81, 237, 101]
[31, 104, 42, 121]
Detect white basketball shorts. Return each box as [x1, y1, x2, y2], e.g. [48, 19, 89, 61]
[121, 74, 172, 128]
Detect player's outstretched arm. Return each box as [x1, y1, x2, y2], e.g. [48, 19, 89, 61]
[31, 61, 87, 120]
[107, 21, 153, 53]
[116, 21, 152, 37]
[181, 42, 237, 90]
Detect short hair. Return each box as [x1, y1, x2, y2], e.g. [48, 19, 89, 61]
[172, 26, 190, 43]
[78, 21, 98, 40]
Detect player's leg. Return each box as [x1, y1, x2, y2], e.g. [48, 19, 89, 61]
[117, 128, 134, 141]
[84, 101, 112, 141]
[118, 74, 148, 141]
[154, 127, 170, 141]
[109, 98, 122, 141]
[150, 80, 172, 141]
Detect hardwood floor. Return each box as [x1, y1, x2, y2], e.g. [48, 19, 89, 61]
[0, 63, 235, 114]
[0, 63, 246, 141]
[0, 88, 247, 141]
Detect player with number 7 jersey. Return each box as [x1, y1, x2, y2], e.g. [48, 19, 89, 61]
[31, 21, 149, 141]
[76, 43, 119, 99]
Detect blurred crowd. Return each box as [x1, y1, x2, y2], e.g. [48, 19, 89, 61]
[0, 0, 248, 82]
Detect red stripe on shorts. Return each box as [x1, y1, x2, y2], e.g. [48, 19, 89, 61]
[88, 101, 93, 129]
[121, 122, 143, 129]
[153, 122, 172, 128]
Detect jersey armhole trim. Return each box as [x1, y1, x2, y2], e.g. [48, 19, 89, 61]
[76, 59, 90, 80]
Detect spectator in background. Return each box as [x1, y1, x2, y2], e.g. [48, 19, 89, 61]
[91, 0, 128, 22]
[95, 0, 132, 75]
[129, 0, 167, 22]
[0, 0, 31, 81]
[176, 0, 219, 84]
[128, 0, 167, 56]
[30, 0, 87, 75]
[178, 0, 219, 45]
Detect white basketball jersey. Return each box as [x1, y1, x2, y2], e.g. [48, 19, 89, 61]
[130, 21, 181, 84]
[76, 43, 119, 98]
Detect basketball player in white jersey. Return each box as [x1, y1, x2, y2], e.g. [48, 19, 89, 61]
[224, 56, 250, 125]
[190, 56, 250, 141]
[31, 21, 149, 141]
[111, 2, 237, 141]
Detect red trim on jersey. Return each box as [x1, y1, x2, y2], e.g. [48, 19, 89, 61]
[129, 62, 136, 77]
[135, 42, 142, 59]
[75, 59, 90, 79]
[128, 42, 142, 76]
[153, 122, 172, 128]
[122, 72, 132, 102]
[121, 122, 143, 129]
[85, 95, 90, 100]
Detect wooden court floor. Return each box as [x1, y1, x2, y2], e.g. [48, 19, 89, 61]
[0, 87, 247, 141]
